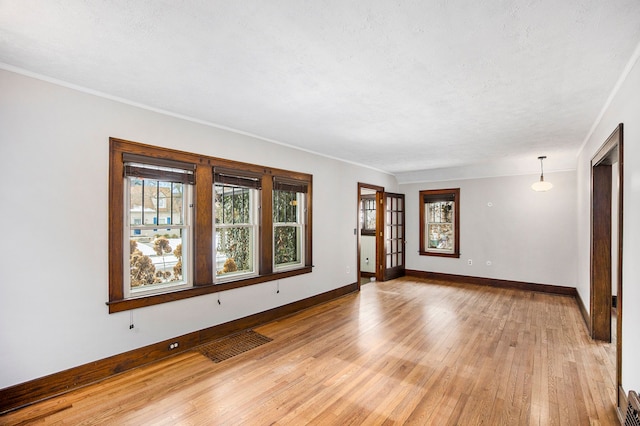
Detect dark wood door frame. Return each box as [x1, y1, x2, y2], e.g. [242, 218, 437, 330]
[357, 183, 384, 288]
[589, 123, 623, 409]
[591, 164, 612, 341]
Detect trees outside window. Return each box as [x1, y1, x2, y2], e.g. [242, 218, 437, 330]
[214, 184, 258, 279]
[360, 195, 376, 236]
[273, 190, 302, 268]
[273, 178, 308, 271]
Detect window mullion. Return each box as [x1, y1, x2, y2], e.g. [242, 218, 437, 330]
[232, 187, 236, 225]
[221, 187, 226, 224]
[141, 180, 145, 225]
[170, 183, 174, 225]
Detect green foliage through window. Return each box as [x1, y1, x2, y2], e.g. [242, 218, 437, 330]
[215, 185, 255, 276]
[273, 190, 302, 267]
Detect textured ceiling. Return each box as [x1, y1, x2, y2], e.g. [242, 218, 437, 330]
[2, 1, 640, 180]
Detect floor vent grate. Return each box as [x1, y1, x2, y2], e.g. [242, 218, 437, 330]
[198, 330, 272, 363]
[625, 390, 640, 426]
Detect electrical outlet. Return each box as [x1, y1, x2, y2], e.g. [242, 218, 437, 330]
[467, 259, 472, 266]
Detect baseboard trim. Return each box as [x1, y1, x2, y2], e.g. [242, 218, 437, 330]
[405, 269, 577, 296]
[575, 289, 591, 334]
[0, 282, 358, 415]
[618, 385, 627, 424]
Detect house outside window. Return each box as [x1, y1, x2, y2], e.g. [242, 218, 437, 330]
[124, 157, 194, 297]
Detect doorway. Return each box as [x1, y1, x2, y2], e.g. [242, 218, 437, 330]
[590, 123, 623, 408]
[357, 184, 406, 288]
[358, 183, 383, 287]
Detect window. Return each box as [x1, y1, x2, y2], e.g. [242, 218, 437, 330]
[419, 188, 460, 258]
[273, 177, 308, 271]
[124, 155, 194, 297]
[108, 138, 313, 313]
[360, 195, 376, 236]
[214, 169, 260, 280]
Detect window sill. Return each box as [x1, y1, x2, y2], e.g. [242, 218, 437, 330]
[419, 251, 460, 258]
[107, 266, 312, 313]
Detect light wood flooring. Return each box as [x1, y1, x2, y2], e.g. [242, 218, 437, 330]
[1, 277, 618, 425]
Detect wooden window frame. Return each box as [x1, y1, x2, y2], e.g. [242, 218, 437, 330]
[214, 183, 259, 281]
[108, 138, 312, 313]
[273, 183, 307, 271]
[419, 188, 460, 258]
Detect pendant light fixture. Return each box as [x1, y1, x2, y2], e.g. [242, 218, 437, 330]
[531, 156, 553, 191]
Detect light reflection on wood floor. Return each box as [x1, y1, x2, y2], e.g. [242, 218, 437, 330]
[2, 277, 618, 425]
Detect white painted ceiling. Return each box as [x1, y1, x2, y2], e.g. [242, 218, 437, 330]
[2, 1, 640, 181]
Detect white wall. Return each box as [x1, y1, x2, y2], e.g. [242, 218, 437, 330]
[360, 236, 376, 273]
[401, 171, 577, 288]
[0, 69, 398, 388]
[576, 51, 640, 395]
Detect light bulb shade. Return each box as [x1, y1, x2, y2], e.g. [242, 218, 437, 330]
[531, 179, 553, 192]
[532, 156, 552, 191]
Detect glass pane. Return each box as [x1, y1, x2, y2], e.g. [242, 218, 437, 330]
[386, 254, 392, 268]
[130, 178, 184, 226]
[145, 180, 159, 226]
[215, 227, 254, 276]
[365, 210, 376, 230]
[427, 223, 454, 251]
[427, 201, 454, 224]
[215, 185, 251, 225]
[129, 178, 144, 226]
[129, 230, 186, 289]
[273, 190, 298, 223]
[274, 226, 300, 266]
[169, 182, 185, 225]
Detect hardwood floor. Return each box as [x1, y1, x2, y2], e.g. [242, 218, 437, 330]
[1, 277, 618, 425]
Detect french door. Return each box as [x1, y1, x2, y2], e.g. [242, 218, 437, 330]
[381, 192, 405, 280]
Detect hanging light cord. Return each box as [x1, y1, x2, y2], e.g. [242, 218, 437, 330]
[538, 156, 546, 181]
